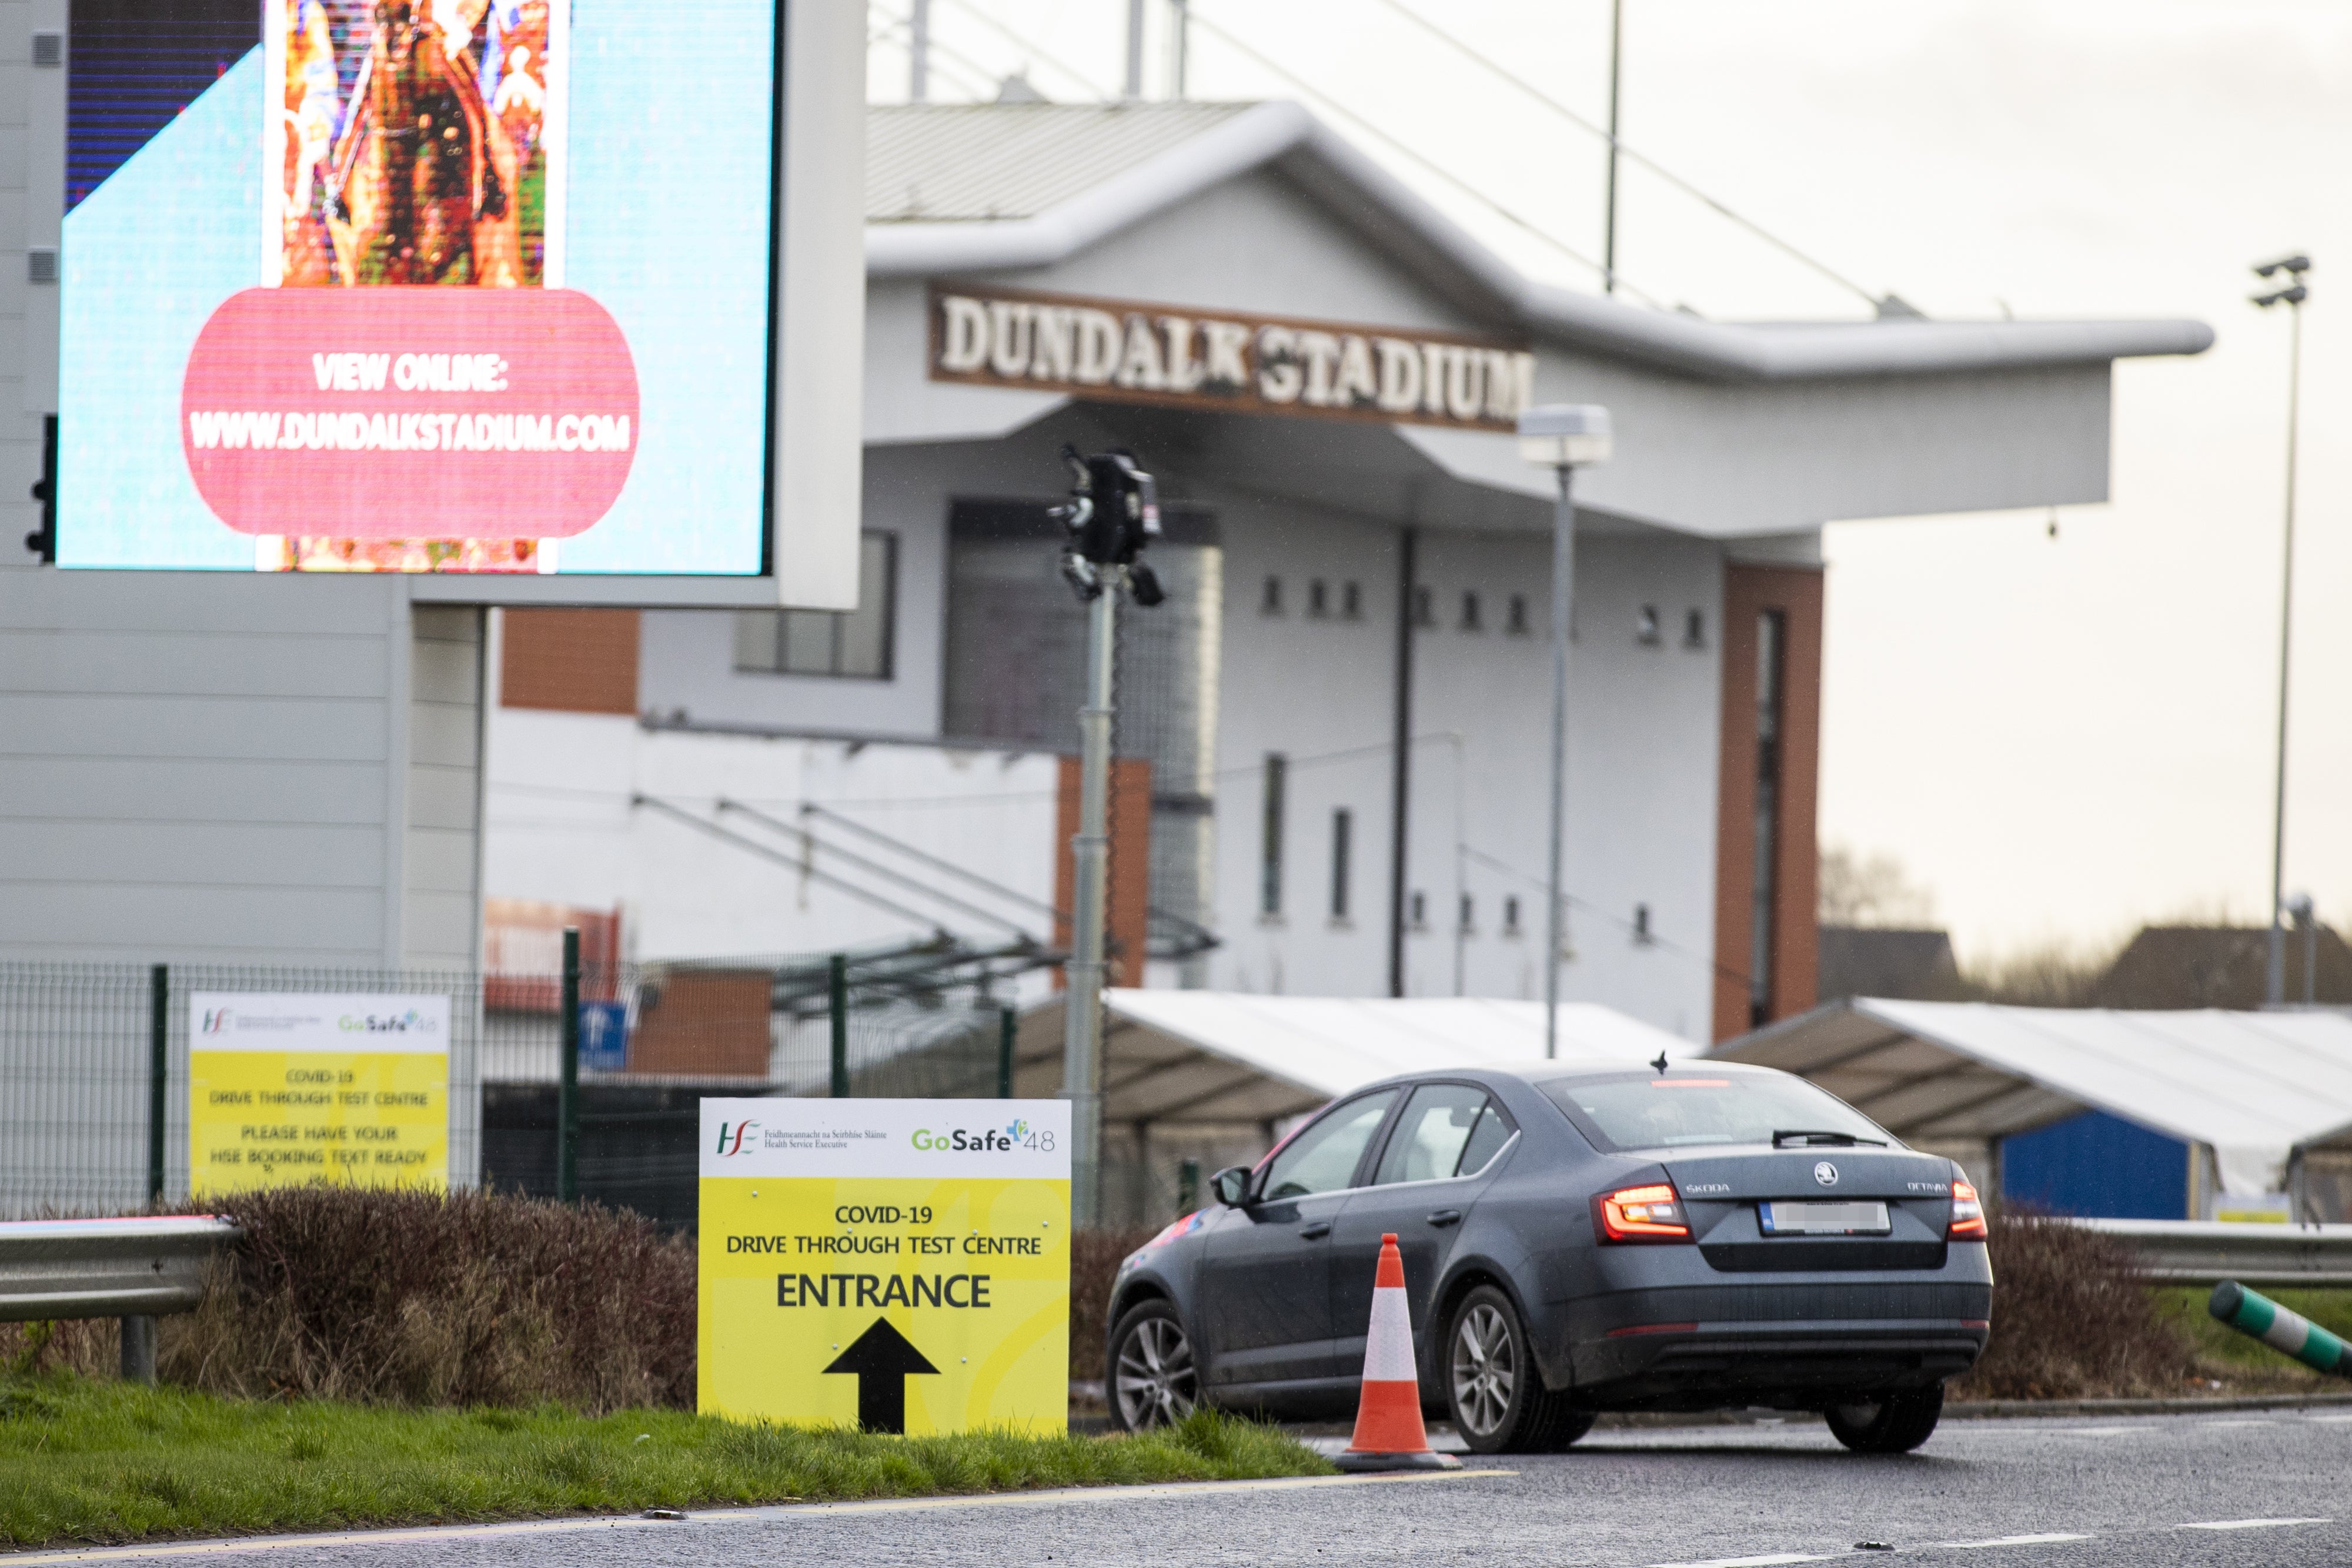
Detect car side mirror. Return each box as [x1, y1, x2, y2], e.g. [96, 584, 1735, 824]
[1210, 1165, 1253, 1207]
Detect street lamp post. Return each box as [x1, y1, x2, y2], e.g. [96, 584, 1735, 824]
[1518, 405, 1613, 1059]
[2253, 254, 2309, 1007]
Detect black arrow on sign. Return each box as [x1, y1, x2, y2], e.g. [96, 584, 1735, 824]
[823, 1317, 940, 1434]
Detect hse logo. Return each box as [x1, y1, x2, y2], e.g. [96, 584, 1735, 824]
[911, 1120, 1057, 1154]
[201, 1008, 233, 1035]
[338, 1009, 440, 1036]
[715, 1120, 761, 1157]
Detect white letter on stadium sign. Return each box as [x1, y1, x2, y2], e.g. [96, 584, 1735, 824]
[938, 295, 990, 373]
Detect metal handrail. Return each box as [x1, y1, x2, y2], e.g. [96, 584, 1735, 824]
[0, 1215, 239, 1323]
[2072, 1217, 2352, 1286]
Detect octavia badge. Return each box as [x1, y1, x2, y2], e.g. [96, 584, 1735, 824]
[1813, 1161, 1840, 1188]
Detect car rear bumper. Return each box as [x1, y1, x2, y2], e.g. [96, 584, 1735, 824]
[1555, 1279, 1993, 1411]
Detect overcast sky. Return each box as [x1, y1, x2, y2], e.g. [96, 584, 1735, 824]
[869, 0, 2351, 963]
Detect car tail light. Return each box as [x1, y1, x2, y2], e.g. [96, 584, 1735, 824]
[1596, 1182, 1691, 1243]
[1947, 1179, 1987, 1240]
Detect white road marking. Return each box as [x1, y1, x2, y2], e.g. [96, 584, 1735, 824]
[1937, 1534, 2094, 1549]
[0, 1469, 1516, 1564]
[1646, 1555, 1836, 1568]
[2177, 1517, 2332, 1531]
[2306, 1414, 2352, 1423]
[2201, 1419, 2275, 1427]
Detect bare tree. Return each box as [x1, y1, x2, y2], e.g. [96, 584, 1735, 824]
[1818, 844, 1936, 928]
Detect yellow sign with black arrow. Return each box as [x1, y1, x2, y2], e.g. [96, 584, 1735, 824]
[698, 1099, 1071, 1435]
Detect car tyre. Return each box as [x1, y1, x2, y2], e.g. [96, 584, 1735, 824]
[1825, 1382, 1945, 1454]
[1444, 1283, 1583, 1453]
[1107, 1298, 1200, 1433]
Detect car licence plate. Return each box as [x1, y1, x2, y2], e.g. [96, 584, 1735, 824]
[1760, 1200, 1891, 1236]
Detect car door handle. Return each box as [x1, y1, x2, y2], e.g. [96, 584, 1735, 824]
[1298, 1221, 1331, 1241]
[1426, 1209, 1462, 1228]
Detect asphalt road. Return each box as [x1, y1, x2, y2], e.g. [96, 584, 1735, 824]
[22, 1409, 2352, 1568]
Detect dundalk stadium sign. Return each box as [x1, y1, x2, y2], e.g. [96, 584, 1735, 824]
[929, 285, 1535, 432]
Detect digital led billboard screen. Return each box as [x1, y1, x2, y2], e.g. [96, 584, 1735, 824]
[58, 1, 780, 577]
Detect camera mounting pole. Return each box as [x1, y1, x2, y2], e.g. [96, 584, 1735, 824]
[1050, 446, 1164, 1228]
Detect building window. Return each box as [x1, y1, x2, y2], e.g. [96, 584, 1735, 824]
[1683, 608, 1707, 649]
[1411, 585, 1435, 627]
[1460, 591, 1483, 632]
[1636, 604, 1662, 646]
[1506, 594, 1529, 636]
[1503, 895, 1522, 937]
[1308, 579, 1329, 618]
[1329, 808, 1352, 920]
[733, 533, 896, 680]
[1342, 581, 1364, 620]
[1260, 754, 1287, 917]
[1749, 610, 1788, 1026]
[1261, 576, 1284, 616]
[1458, 892, 1475, 934]
[1409, 890, 1428, 930]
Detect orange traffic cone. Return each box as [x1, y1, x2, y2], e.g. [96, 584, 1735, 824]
[1335, 1232, 1461, 1472]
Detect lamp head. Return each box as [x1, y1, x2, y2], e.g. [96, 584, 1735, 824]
[1517, 403, 1613, 468]
[2253, 254, 2311, 279]
[2253, 283, 2309, 309]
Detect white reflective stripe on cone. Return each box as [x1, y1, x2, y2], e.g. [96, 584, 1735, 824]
[1364, 1286, 1418, 1382]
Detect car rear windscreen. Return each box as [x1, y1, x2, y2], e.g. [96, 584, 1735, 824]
[1538, 1072, 1893, 1152]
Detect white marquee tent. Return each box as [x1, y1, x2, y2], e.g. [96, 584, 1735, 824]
[1713, 998, 2352, 1198]
[1002, 992, 1702, 1132]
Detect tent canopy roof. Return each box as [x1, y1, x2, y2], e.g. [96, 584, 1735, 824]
[1713, 998, 2352, 1195]
[1006, 992, 1700, 1130]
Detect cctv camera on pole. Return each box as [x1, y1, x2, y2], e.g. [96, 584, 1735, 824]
[1050, 444, 1165, 1227]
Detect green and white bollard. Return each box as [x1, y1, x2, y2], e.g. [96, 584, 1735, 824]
[2209, 1280, 2352, 1377]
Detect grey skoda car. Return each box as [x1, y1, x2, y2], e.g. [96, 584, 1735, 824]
[1103, 1059, 1991, 1453]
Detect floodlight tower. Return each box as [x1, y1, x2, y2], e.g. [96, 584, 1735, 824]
[2252, 253, 2309, 1007]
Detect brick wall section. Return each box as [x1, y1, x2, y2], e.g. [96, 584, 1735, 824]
[1712, 564, 1824, 1042]
[499, 609, 642, 715]
[1055, 757, 1154, 987]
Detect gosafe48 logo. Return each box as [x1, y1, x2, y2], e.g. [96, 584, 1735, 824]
[911, 1118, 1057, 1154]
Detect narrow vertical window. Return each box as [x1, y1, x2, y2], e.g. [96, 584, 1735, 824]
[1329, 808, 1352, 920]
[1261, 754, 1287, 917]
[1308, 580, 1330, 618]
[1261, 576, 1284, 616]
[1749, 610, 1787, 1026]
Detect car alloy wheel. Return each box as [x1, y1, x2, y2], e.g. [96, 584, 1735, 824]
[1450, 1300, 1516, 1441]
[1111, 1302, 1198, 1432]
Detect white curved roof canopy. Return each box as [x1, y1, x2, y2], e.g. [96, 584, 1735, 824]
[1001, 991, 1702, 1129]
[1713, 999, 2352, 1196]
[867, 101, 2213, 385]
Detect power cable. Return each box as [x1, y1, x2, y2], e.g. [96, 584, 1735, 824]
[1460, 843, 1755, 991]
[1178, 6, 1652, 303]
[932, 0, 1114, 101]
[867, 4, 1013, 102]
[1361, 0, 1880, 307]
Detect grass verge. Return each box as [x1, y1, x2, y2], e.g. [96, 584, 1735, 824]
[2153, 1284, 2352, 1392]
[0, 1376, 1332, 1549]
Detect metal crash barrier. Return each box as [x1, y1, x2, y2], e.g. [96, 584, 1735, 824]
[2072, 1218, 2352, 1286]
[0, 1216, 239, 1382]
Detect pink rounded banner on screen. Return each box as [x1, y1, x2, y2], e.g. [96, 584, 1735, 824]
[180, 288, 640, 539]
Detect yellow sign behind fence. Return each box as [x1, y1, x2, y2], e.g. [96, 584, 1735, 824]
[189, 992, 449, 1195]
[699, 1099, 1071, 1435]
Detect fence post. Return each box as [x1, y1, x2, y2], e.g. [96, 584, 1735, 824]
[146, 964, 168, 1204]
[828, 954, 850, 1098]
[1178, 1158, 1200, 1216]
[558, 927, 580, 1201]
[997, 1005, 1015, 1099]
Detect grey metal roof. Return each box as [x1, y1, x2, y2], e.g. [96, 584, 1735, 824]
[867, 102, 1257, 223]
[864, 100, 2214, 383]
